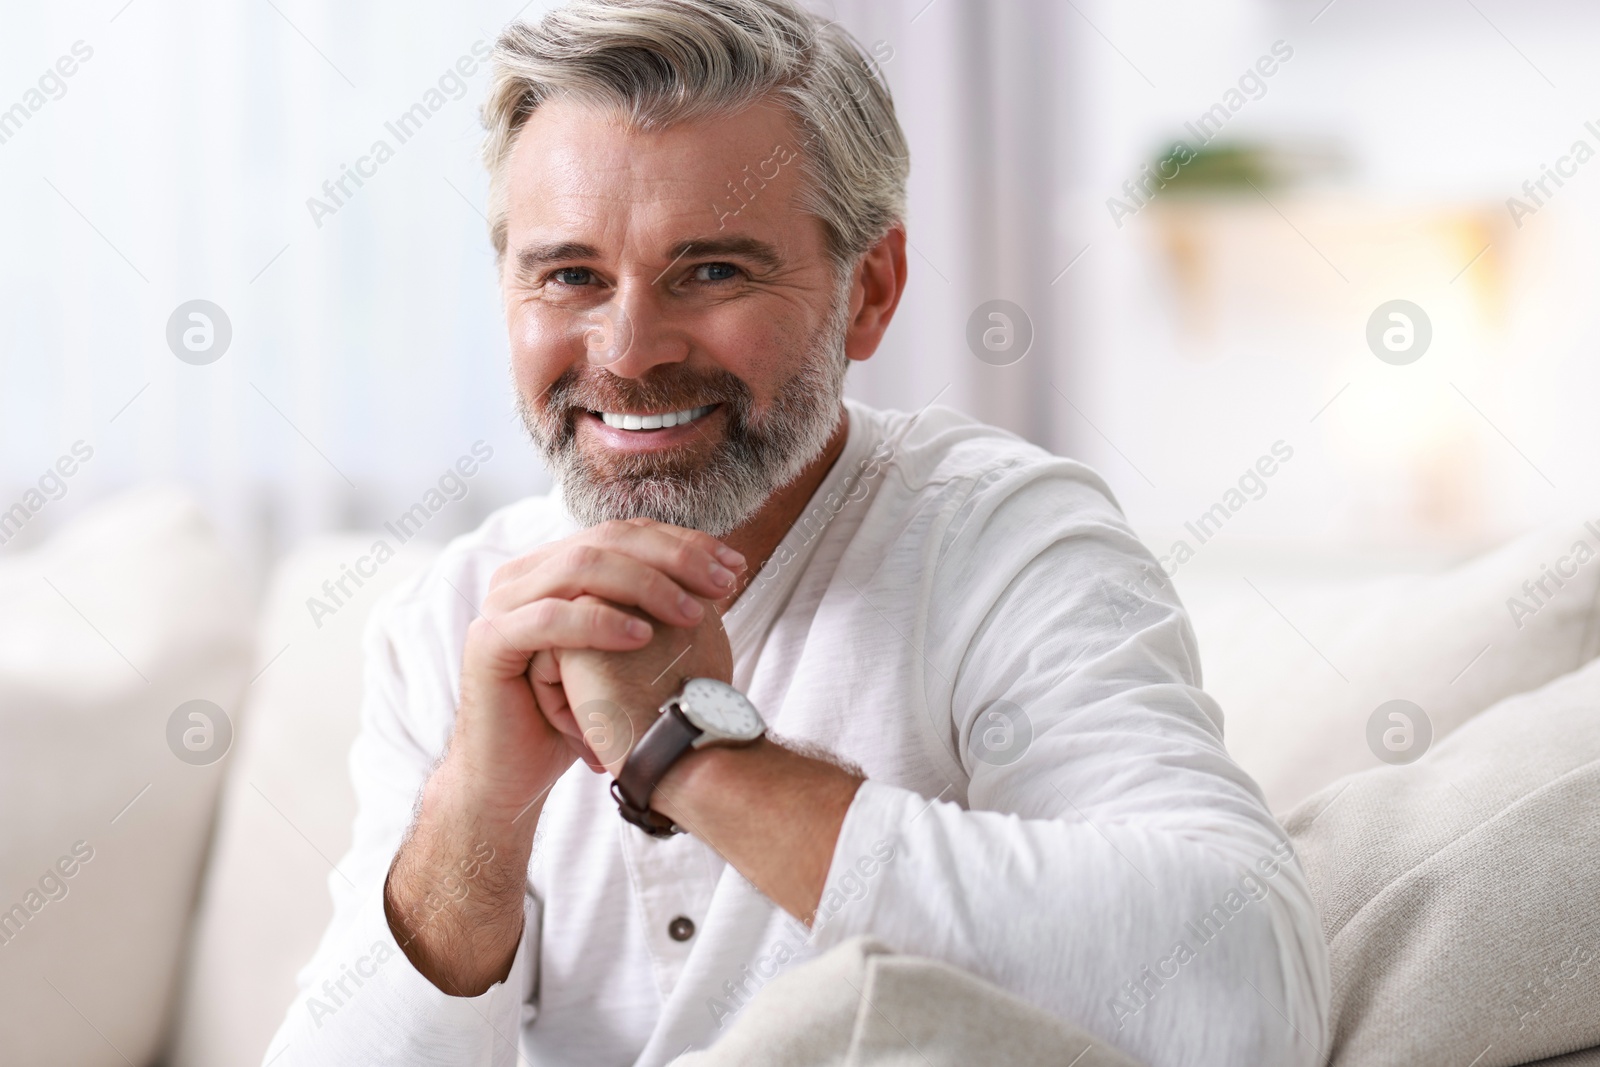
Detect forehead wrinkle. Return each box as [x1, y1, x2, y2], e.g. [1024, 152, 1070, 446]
[533, 163, 724, 239]
[549, 164, 738, 226]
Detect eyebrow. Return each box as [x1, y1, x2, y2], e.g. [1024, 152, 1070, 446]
[515, 241, 601, 276]
[513, 235, 785, 280]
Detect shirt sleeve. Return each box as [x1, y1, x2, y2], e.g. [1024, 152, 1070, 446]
[260, 582, 539, 1067]
[805, 459, 1331, 1067]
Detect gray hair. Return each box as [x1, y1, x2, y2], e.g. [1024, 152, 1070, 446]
[480, 0, 908, 271]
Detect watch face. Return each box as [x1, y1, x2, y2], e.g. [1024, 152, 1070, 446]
[680, 678, 764, 743]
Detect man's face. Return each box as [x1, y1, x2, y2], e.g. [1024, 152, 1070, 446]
[501, 95, 852, 535]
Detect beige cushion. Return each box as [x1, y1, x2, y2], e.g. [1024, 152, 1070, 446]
[0, 486, 254, 1067]
[167, 534, 439, 1067]
[669, 936, 1144, 1067]
[1523, 1050, 1600, 1067]
[1183, 521, 1600, 812]
[1284, 653, 1600, 1067]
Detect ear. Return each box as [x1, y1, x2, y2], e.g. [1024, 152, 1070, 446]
[842, 226, 908, 363]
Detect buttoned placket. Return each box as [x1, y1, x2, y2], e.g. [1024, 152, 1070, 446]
[608, 409, 875, 1004]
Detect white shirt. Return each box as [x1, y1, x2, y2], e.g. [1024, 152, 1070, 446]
[264, 398, 1329, 1067]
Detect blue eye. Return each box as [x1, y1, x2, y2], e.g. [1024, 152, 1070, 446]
[696, 263, 738, 282]
[553, 267, 593, 286]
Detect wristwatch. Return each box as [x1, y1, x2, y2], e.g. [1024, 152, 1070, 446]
[611, 678, 766, 837]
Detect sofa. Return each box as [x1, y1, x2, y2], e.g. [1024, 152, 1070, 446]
[2, 484, 1596, 1066]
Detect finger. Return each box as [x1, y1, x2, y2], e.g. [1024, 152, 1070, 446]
[487, 545, 708, 627]
[486, 516, 745, 615]
[548, 706, 605, 772]
[540, 688, 577, 739]
[588, 520, 744, 597]
[623, 517, 747, 570]
[541, 688, 619, 772]
[527, 651, 565, 694]
[528, 649, 562, 689]
[564, 733, 606, 773]
[531, 663, 608, 774]
[480, 598, 654, 668]
[486, 541, 564, 591]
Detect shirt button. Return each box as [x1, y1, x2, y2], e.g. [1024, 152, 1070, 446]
[668, 916, 695, 942]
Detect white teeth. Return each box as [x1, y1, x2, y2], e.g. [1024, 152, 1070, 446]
[598, 405, 712, 430]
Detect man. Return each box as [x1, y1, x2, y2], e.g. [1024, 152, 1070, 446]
[265, 1, 1328, 1064]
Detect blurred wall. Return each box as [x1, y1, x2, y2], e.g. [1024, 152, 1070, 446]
[5, 0, 1599, 590]
[1070, 0, 1600, 567]
[0, 0, 1087, 590]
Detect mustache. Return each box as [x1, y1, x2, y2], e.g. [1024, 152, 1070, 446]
[542, 365, 753, 419]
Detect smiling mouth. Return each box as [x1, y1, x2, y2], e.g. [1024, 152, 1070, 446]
[589, 404, 717, 431]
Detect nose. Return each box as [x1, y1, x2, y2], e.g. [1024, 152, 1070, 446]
[584, 275, 690, 379]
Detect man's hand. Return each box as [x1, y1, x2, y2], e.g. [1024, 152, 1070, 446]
[530, 593, 733, 776]
[385, 519, 744, 997]
[532, 592, 865, 927]
[455, 518, 743, 811]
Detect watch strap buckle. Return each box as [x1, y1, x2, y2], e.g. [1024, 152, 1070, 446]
[609, 777, 683, 838]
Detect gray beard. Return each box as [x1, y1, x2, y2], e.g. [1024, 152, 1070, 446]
[517, 291, 851, 537]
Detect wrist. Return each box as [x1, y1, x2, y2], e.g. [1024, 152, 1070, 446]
[644, 736, 865, 922]
[609, 677, 766, 837]
[433, 747, 554, 832]
[651, 736, 777, 825]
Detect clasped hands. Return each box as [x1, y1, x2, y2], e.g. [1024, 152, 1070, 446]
[389, 518, 750, 996]
[398, 517, 852, 985]
[456, 517, 745, 815]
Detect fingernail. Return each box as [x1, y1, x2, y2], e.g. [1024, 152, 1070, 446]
[716, 545, 746, 569]
[626, 619, 652, 639]
[679, 593, 704, 619]
[710, 562, 737, 588]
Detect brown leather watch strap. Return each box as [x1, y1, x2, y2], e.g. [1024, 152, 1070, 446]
[612, 706, 701, 837]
